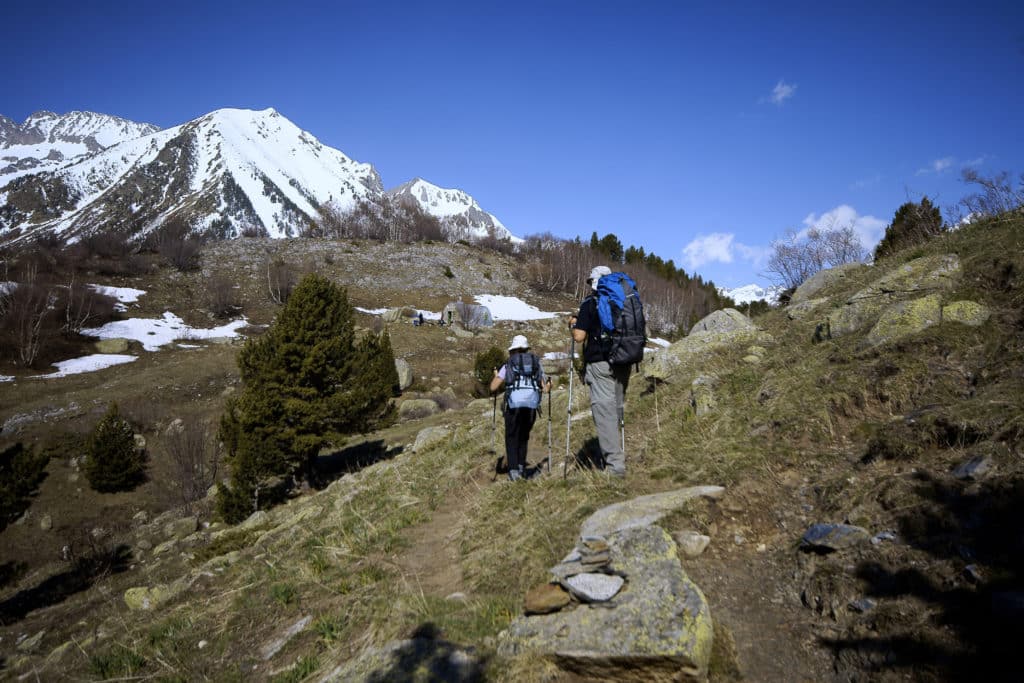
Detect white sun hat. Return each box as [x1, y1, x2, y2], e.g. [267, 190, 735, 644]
[508, 334, 529, 351]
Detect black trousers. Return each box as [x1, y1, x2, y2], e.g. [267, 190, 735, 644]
[504, 407, 537, 472]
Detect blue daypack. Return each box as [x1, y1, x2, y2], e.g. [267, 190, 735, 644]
[504, 352, 542, 410]
[595, 272, 647, 366]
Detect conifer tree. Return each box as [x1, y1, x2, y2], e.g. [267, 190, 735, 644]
[84, 403, 145, 492]
[874, 196, 945, 261]
[217, 274, 396, 522]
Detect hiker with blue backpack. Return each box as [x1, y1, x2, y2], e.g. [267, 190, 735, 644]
[490, 334, 551, 481]
[569, 265, 647, 477]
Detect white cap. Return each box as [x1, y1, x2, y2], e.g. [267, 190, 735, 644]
[588, 265, 612, 284]
[508, 334, 529, 351]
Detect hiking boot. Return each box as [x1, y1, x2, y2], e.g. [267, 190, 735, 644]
[508, 469, 522, 482]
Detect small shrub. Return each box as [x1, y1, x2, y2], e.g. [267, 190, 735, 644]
[473, 346, 505, 394]
[313, 614, 345, 643]
[0, 442, 50, 532]
[270, 582, 297, 606]
[84, 403, 145, 492]
[443, 265, 455, 279]
[164, 418, 220, 508]
[207, 273, 240, 318]
[89, 644, 146, 679]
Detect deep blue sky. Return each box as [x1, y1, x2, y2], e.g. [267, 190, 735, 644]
[3, 1, 1022, 288]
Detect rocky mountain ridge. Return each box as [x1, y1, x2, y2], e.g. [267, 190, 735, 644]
[0, 108, 516, 246]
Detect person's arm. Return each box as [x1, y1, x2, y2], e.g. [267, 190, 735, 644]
[489, 366, 505, 394]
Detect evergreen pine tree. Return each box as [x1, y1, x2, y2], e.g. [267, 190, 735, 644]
[874, 196, 945, 261]
[84, 403, 145, 492]
[217, 274, 396, 523]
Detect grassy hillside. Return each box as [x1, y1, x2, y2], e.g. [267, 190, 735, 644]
[1, 214, 1022, 681]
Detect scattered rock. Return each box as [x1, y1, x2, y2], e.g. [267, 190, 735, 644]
[132, 510, 149, 525]
[562, 573, 625, 603]
[870, 531, 898, 546]
[124, 584, 178, 611]
[848, 598, 877, 613]
[674, 531, 711, 558]
[394, 358, 413, 391]
[94, 338, 129, 354]
[787, 297, 829, 320]
[580, 485, 724, 539]
[524, 583, 572, 614]
[864, 294, 942, 347]
[952, 454, 994, 480]
[135, 539, 153, 551]
[39, 514, 52, 531]
[164, 516, 199, 540]
[964, 564, 983, 584]
[412, 425, 449, 453]
[691, 375, 718, 417]
[261, 615, 312, 661]
[445, 592, 468, 603]
[134, 433, 147, 451]
[165, 418, 184, 436]
[742, 354, 762, 364]
[801, 523, 870, 552]
[16, 630, 45, 652]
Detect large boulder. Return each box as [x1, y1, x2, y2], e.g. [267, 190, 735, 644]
[412, 425, 450, 453]
[94, 338, 130, 354]
[689, 308, 755, 336]
[825, 254, 960, 339]
[690, 376, 718, 417]
[499, 526, 714, 682]
[791, 262, 866, 304]
[394, 358, 413, 391]
[398, 399, 440, 420]
[864, 294, 942, 347]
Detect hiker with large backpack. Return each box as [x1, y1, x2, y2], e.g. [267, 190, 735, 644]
[489, 334, 552, 481]
[569, 265, 646, 477]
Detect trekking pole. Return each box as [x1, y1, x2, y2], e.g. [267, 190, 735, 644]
[546, 383, 553, 473]
[489, 392, 499, 482]
[564, 338, 575, 479]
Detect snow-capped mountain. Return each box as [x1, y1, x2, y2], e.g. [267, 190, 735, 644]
[0, 108, 516, 245]
[1, 111, 160, 179]
[719, 283, 782, 305]
[387, 177, 518, 243]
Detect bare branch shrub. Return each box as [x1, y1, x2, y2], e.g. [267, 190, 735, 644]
[954, 169, 1024, 222]
[164, 418, 220, 508]
[62, 274, 117, 336]
[453, 301, 490, 330]
[153, 218, 202, 271]
[765, 222, 866, 290]
[265, 257, 297, 304]
[207, 274, 241, 318]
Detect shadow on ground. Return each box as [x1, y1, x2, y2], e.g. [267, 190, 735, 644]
[821, 472, 1024, 681]
[313, 439, 404, 486]
[364, 623, 486, 683]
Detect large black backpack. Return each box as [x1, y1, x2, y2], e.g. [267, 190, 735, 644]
[595, 272, 647, 366]
[504, 352, 542, 410]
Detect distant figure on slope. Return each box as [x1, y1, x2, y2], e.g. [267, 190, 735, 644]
[417, 312, 424, 327]
[490, 334, 551, 481]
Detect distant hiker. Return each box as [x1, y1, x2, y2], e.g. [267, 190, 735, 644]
[490, 334, 551, 481]
[569, 265, 645, 477]
[417, 312, 424, 327]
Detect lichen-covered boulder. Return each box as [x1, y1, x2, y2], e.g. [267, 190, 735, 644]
[94, 338, 130, 354]
[124, 584, 175, 611]
[864, 294, 942, 347]
[825, 254, 960, 339]
[942, 300, 990, 327]
[580, 486, 725, 539]
[787, 298, 828, 320]
[791, 263, 866, 304]
[498, 526, 713, 682]
[394, 358, 413, 391]
[643, 329, 772, 384]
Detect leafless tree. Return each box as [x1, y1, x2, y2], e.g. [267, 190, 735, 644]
[954, 169, 1024, 222]
[207, 273, 240, 318]
[765, 222, 866, 290]
[265, 257, 296, 304]
[164, 418, 220, 509]
[454, 301, 490, 330]
[62, 273, 116, 336]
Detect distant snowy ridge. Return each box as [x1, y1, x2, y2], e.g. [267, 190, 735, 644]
[719, 283, 782, 305]
[0, 108, 518, 246]
[1, 110, 159, 179]
[387, 178, 519, 243]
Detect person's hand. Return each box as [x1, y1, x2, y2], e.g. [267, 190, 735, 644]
[568, 315, 577, 330]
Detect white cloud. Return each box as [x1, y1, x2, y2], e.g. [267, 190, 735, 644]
[682, 233, 767, 270]
[767, 80, 797, 105]
[963, 155, 988, 167]
[916, 156, 954, 175]
[802, 204, 887, 249]
[683, 233, 734, 269]
[851, 173, 881, 190]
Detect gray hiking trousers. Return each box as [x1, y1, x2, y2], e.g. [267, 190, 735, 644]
[584, 360, 631, 474]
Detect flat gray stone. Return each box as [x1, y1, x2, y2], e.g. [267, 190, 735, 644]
[580, 486, 725, 539]
[801, 523, 870, 551]
[562, 573, 624, 602]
